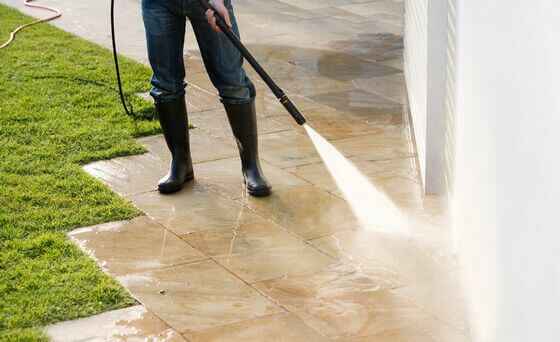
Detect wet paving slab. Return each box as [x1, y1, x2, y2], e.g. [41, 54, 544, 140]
[353, 73, 409, 105]
[330, 129, 416, 161]
[126, 181, 265, 235]
[69, 216, 207, 276]
[285, 157, 387, 195]
[83, 153, 167, 197]
[46, 305, 186, 342]
[186, 312, 327, 342]
[246, 58, 356, 97]
[182, 218, 337, 283]
[245, 44, 402, 82]
[0, 0, 470, 339]
[309, 89, 404, 123]
[392, 272, 471, 333]
[341, 1, 405, 18]
[329, 32, 404, 65]
[308, 229, 457, 286]
[301, 112, 386, 140]
[137, 129, 238, 165]
[258, 131, 326, 168]
[241, 185, 361, 240]
[189, 108, 289, 141]
[192, 157, 309, 199]
[252, 262, 468, 341]
[119, 260, 283, 334]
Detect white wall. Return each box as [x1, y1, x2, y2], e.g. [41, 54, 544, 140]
[404, 0, 428, 185]
[425, 0, 448, 193]
[443, 0, 457, 194]
[404, 0, 448, 194]
[452, 1, 560, 341]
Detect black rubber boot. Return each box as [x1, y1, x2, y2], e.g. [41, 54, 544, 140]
[155, 98, 194, 194]
[224, 100, 271, 197]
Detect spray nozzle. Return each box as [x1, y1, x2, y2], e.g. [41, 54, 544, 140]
[280, 95, 306, 125]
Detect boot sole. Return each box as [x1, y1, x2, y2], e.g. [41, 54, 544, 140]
[248, 186, 271, 197]
[158, 173, 194, 194]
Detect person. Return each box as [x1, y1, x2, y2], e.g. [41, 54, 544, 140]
[141, 0, 271, 196]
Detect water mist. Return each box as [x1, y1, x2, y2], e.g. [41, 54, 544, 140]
[304, 124, 408, 235]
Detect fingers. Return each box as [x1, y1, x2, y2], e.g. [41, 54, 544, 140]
[205, 9, 221, 33]
[219, 8, 232, 28]
[205, 5, 232, 33]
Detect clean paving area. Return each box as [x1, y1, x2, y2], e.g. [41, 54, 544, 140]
[2, 0, 470, 340]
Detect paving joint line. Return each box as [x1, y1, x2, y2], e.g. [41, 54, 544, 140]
[146, 218, 295, 323]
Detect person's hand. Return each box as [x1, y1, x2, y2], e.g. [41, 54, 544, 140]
[205, 0, 232, 33]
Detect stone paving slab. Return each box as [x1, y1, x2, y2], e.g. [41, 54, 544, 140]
[308, 229, 457, 286]
[182, 218, 337, 283]
[192, 156, 309, 199]
[189, 108, 289, 141]
[69, 216, 207, 277]
[185, 312, 327, 342]
[392, 272, 471, 333]
[309, 89, 404, 124]
[302, 113, 386, 140]
[118, 260, 283, 334]
[255, 272, 468, 341]
[83, 153, 167, 197]
[340, 1, 404, 18]
[126, 181, 264, 235]
[375, 156, 420, 181]
[45, 305, 186, 342]
[138, 129, 239, 165]
[330, 130, 416, 161]
[285, 157, 386, 195]
[354, 73, 409, 105]
[241, 185, 360, 240]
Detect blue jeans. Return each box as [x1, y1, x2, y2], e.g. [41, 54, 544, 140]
[141, 0, 256, 104]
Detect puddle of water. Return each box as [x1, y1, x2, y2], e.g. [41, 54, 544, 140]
[304, 124, 408, 235]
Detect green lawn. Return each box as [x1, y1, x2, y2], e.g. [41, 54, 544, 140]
[0, 5, 161, 340]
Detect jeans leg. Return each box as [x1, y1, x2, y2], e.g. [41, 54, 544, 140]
[142, 0, 187, 103]
[186, 0, 256, 104]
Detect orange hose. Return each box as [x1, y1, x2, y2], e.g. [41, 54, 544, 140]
[0, 0, 61, 49]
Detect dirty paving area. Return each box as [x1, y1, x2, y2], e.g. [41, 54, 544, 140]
[21, 0, 472, 340]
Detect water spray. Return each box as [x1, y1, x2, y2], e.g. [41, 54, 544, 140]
[305, 125, 409, 234]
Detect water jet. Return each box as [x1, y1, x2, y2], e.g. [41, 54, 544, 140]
[305, 124, 408, 234]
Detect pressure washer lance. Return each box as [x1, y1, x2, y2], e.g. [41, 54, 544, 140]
[197, 0, 306, 125]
